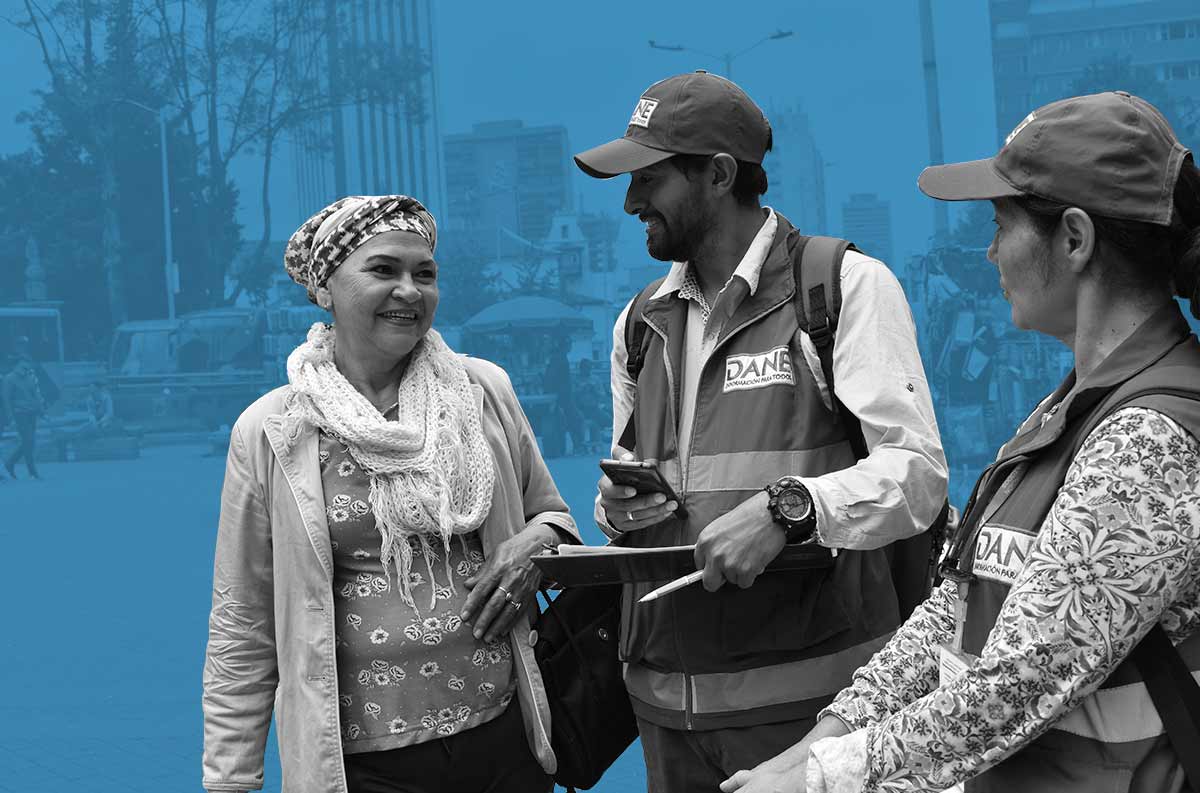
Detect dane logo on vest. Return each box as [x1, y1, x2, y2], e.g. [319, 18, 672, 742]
[629, 98, 659, 129]
[973, 524, 1035, 585]
[724, 346, 795, 393]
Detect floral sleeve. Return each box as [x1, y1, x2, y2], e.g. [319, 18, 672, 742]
[829, 406, 1200, 792]
[819, 580, 955, 729]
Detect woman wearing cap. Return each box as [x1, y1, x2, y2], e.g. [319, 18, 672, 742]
[201, 195, 578, 793]
[722, 92, 1200, 793]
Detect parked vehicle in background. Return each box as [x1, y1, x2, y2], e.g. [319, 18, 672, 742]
[0, 305, 65, 380]
[108, 308, 272, 429]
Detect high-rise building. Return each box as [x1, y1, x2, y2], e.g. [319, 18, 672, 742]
[762, 105, 827, 234]
[990, 0, 1200, 144]
[287, 0, 445, 220]
[841, 193, 894, 264]
[443, 120, 573, 258]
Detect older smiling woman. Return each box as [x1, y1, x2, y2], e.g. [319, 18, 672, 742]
[202, 195, 578, 793]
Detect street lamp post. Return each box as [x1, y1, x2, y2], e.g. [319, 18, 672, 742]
[115, 99, 177, 320]
[649, 30, 794, 80]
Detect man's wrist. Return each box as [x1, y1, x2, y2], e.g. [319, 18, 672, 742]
[764, 476, 816, 543]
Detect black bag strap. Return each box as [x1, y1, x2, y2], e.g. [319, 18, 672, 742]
[536, 588, 598, 689]
[623, 277, 666, 383]
[791, 235, 866, 459]
[1067, 381, 1200, 785]
[1131, 624, 1200, 789]
[792, 236, 950, 607]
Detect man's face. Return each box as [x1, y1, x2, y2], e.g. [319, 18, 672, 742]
[623, 158, 714, 263]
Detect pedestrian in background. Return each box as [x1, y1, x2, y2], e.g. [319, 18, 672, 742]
[3, 342, 45, 480]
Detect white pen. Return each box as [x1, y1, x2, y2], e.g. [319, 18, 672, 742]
[638, 569, 705, 604]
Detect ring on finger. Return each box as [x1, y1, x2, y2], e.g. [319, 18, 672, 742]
[626, 511, 634, 522]
[509, 599, 521, 610]
[496, 585, 510, 598]
[503, 589, 516, 603]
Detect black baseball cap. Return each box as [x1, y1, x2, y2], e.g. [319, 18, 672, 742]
[919, 91, 1190, 226]
[574, 71, 772, 179]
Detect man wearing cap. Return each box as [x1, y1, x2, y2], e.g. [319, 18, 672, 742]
[722, 91, 1200, 793]
[575, 71, 947, 792]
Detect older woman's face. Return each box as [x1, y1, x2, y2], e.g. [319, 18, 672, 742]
[324, 230, 439, 364]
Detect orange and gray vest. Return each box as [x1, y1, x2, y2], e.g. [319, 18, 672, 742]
[619, 213, 901, 730]
[946, 305, 1200, 793]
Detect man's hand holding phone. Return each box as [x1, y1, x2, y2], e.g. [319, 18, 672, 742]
[598, 452, 681, 533]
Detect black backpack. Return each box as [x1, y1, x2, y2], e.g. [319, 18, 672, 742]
[620, 235, 949, 621]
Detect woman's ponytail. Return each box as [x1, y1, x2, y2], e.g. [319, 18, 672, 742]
[1171, 156, 1200, 320]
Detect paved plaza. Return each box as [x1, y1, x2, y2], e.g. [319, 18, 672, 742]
[0, 444, 644, 792]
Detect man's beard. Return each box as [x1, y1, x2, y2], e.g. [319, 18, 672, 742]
[647, 186, 713, 264]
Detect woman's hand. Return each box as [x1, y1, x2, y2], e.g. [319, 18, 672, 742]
[720, 715, 851, 793]
[460, 522, 561, 643]
[720, 758, 808, 793]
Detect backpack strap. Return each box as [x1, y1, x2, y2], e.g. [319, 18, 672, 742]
[623, 277, 666, 383]
[617, 277, 666, 452]
[791, 235, 867, 459]
[792, 236, 949, 615]
[1068, 378, 1200, 783]
[1133, 624, 1200, 791]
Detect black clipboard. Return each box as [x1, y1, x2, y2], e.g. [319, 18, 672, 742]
[531, 543, 836, 587]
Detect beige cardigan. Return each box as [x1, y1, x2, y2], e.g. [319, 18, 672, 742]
[202, 356, 578, 792]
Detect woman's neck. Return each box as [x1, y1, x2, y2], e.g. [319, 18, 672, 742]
[333, 344, 411, 410]
[1069, 284, 1172, 381]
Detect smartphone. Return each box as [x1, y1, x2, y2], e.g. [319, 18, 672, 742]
[599, 458, 687, 518]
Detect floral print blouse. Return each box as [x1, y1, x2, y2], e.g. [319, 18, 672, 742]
[810, 406, 1200, 792]
[320, 433, 516, 754]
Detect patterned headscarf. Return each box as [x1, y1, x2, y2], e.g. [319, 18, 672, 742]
[284, 195, 438, 300]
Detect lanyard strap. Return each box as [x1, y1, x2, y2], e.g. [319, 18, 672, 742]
[945, 461, 1029, 651]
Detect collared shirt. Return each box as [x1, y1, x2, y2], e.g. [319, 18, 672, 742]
[598, 210, 948, 550]
[672, 208, 778, 465]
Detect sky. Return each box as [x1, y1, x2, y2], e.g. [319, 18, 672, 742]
[0, 0, 998, 266]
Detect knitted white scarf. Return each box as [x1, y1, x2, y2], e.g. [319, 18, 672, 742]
[285, 322, 495, 610]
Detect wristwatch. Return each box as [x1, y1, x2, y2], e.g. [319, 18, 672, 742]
[764, 476, 816, 543]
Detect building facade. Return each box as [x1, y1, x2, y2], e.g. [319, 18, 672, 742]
[841, 192, 895, 265]
[762, 104, 828, 235]
[443, 120, 573, 258]
[285, 0, 445, 220]
[990, 0, 1200, 143]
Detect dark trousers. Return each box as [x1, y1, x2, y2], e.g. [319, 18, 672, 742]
[5, 412, 38, 477]
[637, 715, 817, 793]
[343, 699, 552, 793]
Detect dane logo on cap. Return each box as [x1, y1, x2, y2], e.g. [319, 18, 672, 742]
[629, 98, 659, 129]
[1005, 111, 1037, 146]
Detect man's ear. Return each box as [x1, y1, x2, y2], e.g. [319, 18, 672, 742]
[1058, 208, 1096, 275]
[710, 153, 738, 197]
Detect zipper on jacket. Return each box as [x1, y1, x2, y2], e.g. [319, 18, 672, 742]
[683, 293, 794, 490]
[684, 671, 694, 730]
[644, 314, 698, 731]
[642, 315, 680, 482]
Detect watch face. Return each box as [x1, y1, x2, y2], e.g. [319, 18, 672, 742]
[777, 488, 811, 521]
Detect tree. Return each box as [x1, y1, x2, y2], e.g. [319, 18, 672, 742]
[432, 237, 504, 325]
[10, 0, 245, 337]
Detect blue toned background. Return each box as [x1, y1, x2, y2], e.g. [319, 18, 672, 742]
[1, 1, 1197, 791]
